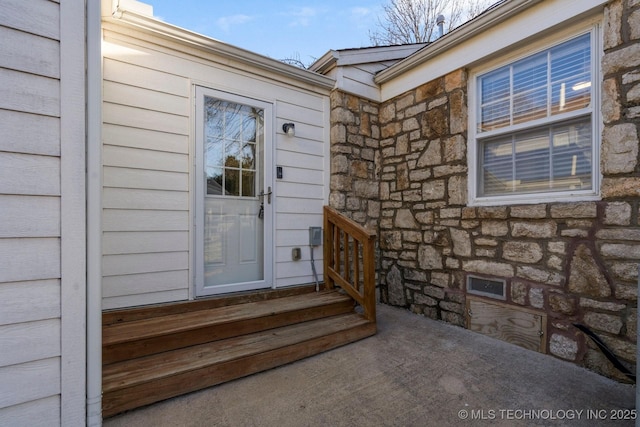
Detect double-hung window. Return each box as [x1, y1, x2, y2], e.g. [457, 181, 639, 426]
[470, 29, 599, 205]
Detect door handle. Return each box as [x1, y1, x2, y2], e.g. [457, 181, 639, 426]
[259, 187, 273, 204]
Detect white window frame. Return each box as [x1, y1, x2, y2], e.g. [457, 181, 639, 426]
[468, 22, 602, 206]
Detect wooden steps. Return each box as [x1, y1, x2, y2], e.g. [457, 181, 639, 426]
[102, 289, 376, 417]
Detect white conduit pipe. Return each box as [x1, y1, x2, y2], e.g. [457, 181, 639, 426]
[86, 0, 103, 424]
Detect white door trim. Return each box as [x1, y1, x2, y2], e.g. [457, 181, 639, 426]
[194, 86, 274, 296]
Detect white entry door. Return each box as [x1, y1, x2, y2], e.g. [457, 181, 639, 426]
[195, 87, 273, 296]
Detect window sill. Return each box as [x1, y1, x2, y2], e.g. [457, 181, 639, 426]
[469, 191, 601, 207]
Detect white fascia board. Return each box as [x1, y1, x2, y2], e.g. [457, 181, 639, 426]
[310, 50, 340, 75]
[311, 44, 427, 74]
[335, 44, 428, 67]
[108, 8, 335, 91]
[377, 0, 608, 101]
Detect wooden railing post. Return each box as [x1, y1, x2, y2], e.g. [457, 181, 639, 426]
[323, 206, 377, 322]
[362, 234, 376, 321]
[323, 207, 334, 290]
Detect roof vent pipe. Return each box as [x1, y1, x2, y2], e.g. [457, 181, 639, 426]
[436, 14, 445, 38]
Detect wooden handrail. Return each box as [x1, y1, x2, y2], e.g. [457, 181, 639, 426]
[323, 206, 377, 322]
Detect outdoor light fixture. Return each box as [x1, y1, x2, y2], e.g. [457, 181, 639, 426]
[282, 122, 295, 137]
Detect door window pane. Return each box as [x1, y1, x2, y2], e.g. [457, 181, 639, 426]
[224, 168, 240, 196]
[242, 171, 256, 197]
[204, 96, 264, 197]
[205, 138, 224, 168]
[243, 115, 257, 142]
[242, 143, 256, 170]
[206, 167, 223, 195]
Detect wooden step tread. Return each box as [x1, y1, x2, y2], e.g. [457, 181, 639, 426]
[103, 290, 353, 346]
[103, 285, 321, 326]
[103, 315, 375, 417]
[103, 313, 372, 393]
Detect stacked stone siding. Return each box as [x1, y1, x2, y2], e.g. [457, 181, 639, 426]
[328, 0, 639, 380]
[329, 91, 380, 232]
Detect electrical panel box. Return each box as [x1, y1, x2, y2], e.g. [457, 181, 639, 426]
[309, 226, 322, 246]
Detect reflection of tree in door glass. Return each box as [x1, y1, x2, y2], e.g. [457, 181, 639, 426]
[205, 96, 262, 197]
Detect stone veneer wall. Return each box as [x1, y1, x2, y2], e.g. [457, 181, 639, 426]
[328, 0, 639, 380]
[329, 91, 381, 232]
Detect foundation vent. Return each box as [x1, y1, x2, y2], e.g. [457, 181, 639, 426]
[467, 276, 506, 300]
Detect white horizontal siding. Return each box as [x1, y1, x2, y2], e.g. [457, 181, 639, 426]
[343, 63, 389, 100]
[103, 270, 189, 298]
[0, 26, 59, 78]
[0, 0, 60, 40]
[103, 231, 189, 255]
[0, 396, 60, 427]
[273, 97, 326, 286]
[102, 289, 189, 311]
[276, 213, 324, 230]
[0, 320, 60, 367]
[103, 188, 188, 211]
[276, 150, 324, 171]
[0, 238, 60, 283]
[0, 68, 59, 117]
[102, 17, 330, 307]
[277, 102, 324, 129]
[0, 280, 60, 326]
[274, 168, 324, 186]
[276, 259, 325, 281]
[103, 209, 189, 232]
[104, 167, 188, 191]
[276, 229, 318, 247]
[276, 182, 324, 199]
[0, 196, 60, 238]
[0, 26, 60, 78]
[0, 110, 60, 156]
[103, 102, 188, 135]
[277, 197, 324, 214]
[103, 80, 189, 117]
[103, 123, 189, 154]
[103, 58, 189, 97]
[103, 145, 188, 172]
[0, 358, 60, 409]
[0, 153, 60, 196]
[103, 252, 189, 277]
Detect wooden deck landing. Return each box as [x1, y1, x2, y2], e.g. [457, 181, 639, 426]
[102, 288, 376, 417]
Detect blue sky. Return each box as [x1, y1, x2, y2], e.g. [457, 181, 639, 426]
[147, 1, 382, 64]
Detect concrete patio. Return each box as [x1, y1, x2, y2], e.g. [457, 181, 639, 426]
[104, 303, 635, 427]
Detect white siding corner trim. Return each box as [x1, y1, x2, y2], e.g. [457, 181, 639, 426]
[60, 0, 87, 425]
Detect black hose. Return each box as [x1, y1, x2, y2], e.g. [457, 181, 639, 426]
[573, 323, 635, 382]
[310, 246, 319, 292]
